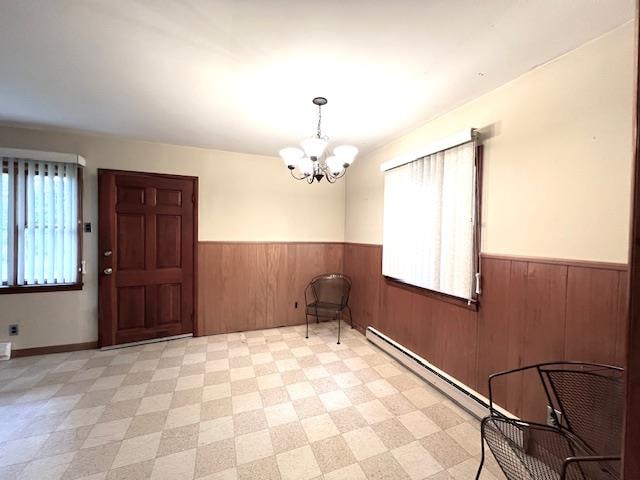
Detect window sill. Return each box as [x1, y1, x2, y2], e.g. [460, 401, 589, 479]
[383, 276, 478, 311]
[0, 283, 83, 295]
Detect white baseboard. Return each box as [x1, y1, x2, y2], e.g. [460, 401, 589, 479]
[365, 326, 514, 420]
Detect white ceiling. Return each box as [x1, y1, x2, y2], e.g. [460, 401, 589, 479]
[0, 1, 634, 156]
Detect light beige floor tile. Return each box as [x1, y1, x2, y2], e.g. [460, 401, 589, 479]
[333, 372, 362, 388]
[303, 366, 329, 381]
[398, 410, 441, 439]
[175, 374, 204, 391]
[420, 431, 470, 469]
[343, 426, 387, 461]
[317, 352, 340, 365]
[17, 452, 75, 480]
[301, 413, 340, 442]
[111, 384, 147, 403]
[446, 422, 482, 456]
[256, 374, 283, 390]
[422, 403, 465, 430]
[323, 463, 367, 480]
[285, 381, 315, 401]
[83, 418, 132, 448]
[199, 467, 237, 480]
[276, 445, 321, 480]
[230, 367, 255, 382]
[203, 383, 232, 401]
[236, 456, 280, 480]
[136, 393, 172, 415]
[448, 457, 498, 480]
[232, 392, 263, 414]
[360, 451, 411, 480]
[104, 459, 154, 480]
[198, 416, 234, 446]
[374, 363, 403, 378]
[150, 366, 181, 382]
[292, 396, 326, 419]
[318, 390, 351, 411]
[264, 402, 298, 427]
[61, 442, 120, 480]
[356, 399, 394, 425]
[392, 441, 443, 479]
[403, 388, 441, 409]
[111, 432, 161, 469]
[165, 403, 201, 429]
[57, 406, 106, 431]
[0, 434, 49, 466]
[235, 429, 274, 465]
[150, 448, 196, 480]
[366, 379, 399, 398]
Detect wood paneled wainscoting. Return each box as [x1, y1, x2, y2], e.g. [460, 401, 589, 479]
[197, 242, 344, 336]
[343, 243, 628, 421]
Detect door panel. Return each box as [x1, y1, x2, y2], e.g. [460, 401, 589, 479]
[99, 169, 197, 347]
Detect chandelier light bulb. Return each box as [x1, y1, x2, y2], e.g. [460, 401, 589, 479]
[333, 145, 358, 166]
[279, 147, 304, 169]
[298, 157, 314, 176]
[300, 136, 329, 159]
[326, 156, 344, 175]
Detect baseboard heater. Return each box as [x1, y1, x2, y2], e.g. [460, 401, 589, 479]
[365, 326, 514, 420]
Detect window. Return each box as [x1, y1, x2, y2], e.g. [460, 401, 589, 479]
[0, 156, 82, 290]
[381, 134, 480, 301]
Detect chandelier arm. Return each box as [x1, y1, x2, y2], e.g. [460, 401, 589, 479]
[289, 169, 309, 181]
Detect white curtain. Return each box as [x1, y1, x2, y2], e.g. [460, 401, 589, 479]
[382, 141, 476, 300]
[0, 158, 78, 286]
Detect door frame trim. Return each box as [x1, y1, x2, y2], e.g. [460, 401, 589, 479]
[97, 169, 199, 346]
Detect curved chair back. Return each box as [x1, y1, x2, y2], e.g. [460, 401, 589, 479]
[540, 363, 624, 457]
[309, 273, 351, 308]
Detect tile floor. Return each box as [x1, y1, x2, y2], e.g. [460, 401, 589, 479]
[0, 322, 505, 480]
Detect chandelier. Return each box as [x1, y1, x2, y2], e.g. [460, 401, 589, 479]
[279, 97, 358, 183]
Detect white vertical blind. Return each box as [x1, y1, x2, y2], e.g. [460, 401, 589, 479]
[382, 141, 477, 300]
[0, 158, 79, 286]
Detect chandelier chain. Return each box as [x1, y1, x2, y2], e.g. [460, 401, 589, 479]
[317, 104, 322, 138]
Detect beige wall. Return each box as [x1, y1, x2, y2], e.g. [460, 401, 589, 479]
[346, 23, 635, 264]
[0, 127, 345, 349]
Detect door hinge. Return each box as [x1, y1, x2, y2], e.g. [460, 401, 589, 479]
[192, 194, 195, 203]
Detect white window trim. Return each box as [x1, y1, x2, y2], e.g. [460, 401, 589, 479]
[0, 148, 86, 167]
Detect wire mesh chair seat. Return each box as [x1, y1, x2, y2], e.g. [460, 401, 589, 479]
[477, 362, 624, 480]
[304, 273, 353, 344]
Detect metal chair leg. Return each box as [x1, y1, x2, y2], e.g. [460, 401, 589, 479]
[305, 313, 309, 339]
[476, 420, 486, 480]
[337, 313, 341, 344]
[346, 305, 354, 329]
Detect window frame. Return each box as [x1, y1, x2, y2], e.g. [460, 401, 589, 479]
[381, 144, 483, 308]
[0, 163, 83, 294]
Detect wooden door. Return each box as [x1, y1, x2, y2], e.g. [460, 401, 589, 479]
[98, 170, 198, 347]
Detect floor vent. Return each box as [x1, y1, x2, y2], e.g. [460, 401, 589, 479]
[365, 326, 514, 420]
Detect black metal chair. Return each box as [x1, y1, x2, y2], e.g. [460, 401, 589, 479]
[304, 273, 353, 344]
[477, 361, 624, 480]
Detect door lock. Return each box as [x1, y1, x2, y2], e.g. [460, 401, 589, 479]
[103, 268, 113, 275]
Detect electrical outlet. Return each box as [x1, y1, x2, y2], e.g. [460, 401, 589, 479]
[8, 324, 18, 336]
[546, 405, 562, 427]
